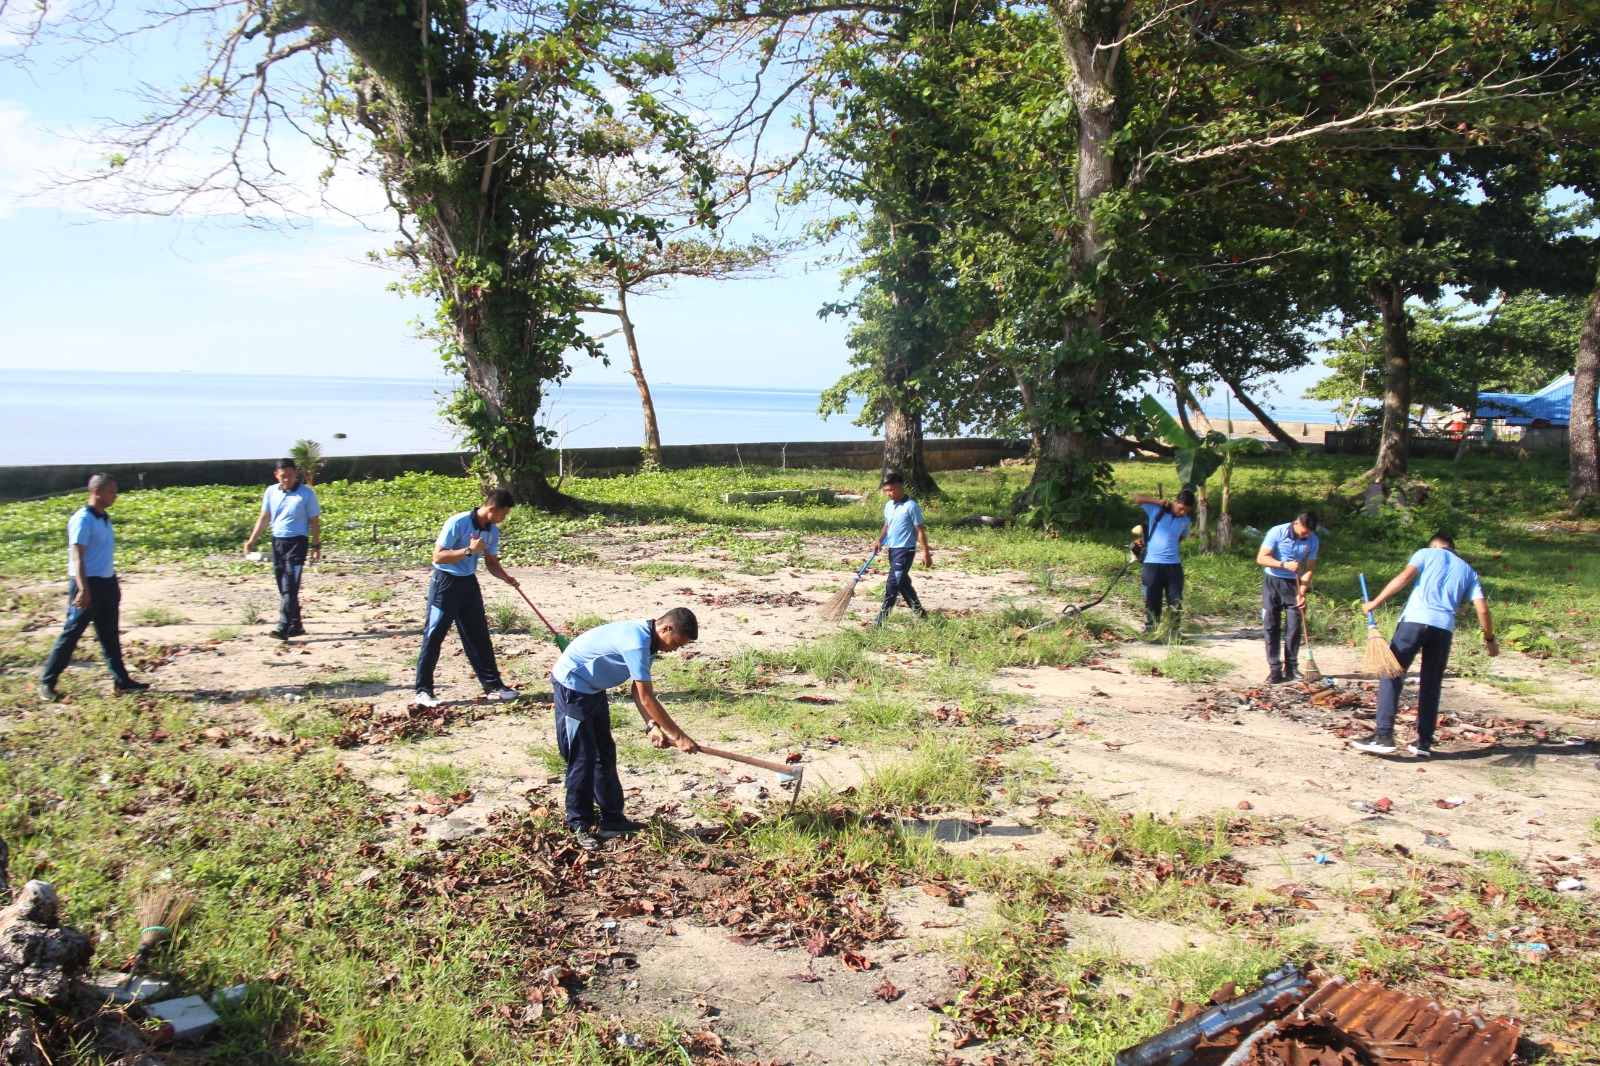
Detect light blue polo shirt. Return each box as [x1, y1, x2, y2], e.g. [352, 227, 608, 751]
[67, 506, 116, 579]
[433, 510, 498, 576]
[1140, 502, 1191, 565]
[882, 498, 924, 549]
[262, 483, 321, 538]
[1260, 522, 1319, 580]
[1399, 548, 1485, 632]
[552, 619, 654, 694]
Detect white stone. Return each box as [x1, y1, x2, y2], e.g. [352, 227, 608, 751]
[147, 995, 220, 1042]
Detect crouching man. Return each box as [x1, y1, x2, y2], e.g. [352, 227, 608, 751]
[550, 608, 700, 850]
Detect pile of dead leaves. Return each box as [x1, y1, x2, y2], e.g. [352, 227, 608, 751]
[675, 586, 812, 609]
[706, 834, 903, 954]
[330, 701, 485, 747]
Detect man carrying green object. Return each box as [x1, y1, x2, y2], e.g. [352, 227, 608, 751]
[413, 488, 523, 708]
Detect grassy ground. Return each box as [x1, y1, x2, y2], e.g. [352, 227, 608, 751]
[2, 451, 1596, 1064]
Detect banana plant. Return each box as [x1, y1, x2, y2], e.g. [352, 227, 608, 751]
[1138, 395, 1259, 545]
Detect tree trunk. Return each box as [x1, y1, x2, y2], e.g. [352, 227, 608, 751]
[1570, 263, 1600, 507]
[1371, 282, 1413, 481]
[882, 402, 939, 496]
[1026, 0, 1130, 513]
[1223, 375, 1303, 451]
[616, 285, 663, 466]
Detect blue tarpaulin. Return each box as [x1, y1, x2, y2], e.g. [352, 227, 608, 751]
[1475, 374, 1581, 426]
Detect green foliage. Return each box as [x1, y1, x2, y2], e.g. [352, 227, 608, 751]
[130, 605, 188, 627]
[289, 440, 325, 486]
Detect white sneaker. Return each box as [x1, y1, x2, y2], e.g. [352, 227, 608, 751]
[486, 687, 520, 702]
[414, 690, 441, 708]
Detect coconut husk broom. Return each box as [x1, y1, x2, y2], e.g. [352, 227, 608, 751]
[1357, 574, 1405, 680]
[125, 884, 195, 976]
[1299, 601, 1324, 683]
[818, 548, 880, 622]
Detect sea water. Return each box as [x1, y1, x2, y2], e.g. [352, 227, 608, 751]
[0, 369, 1343, 466]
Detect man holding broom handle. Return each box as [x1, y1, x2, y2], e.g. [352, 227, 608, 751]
[1351, 533, 1498, 758]
[550, 608, 701, 850]
[1255, 511, 1319, 684]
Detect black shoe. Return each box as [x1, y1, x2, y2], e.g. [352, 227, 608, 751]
[268, 626, 290, 640]
[1266, 669, 1286, 685]
[1407, 742, 1433, 759]
[114, 678, 150, 694]
[1282, 666, 1301, 682]
[574, 828, 601, 851]
[37, 683, 57, 703]
[287, 624, 306, 637]
[1350, 733, 1397, 755]
[597, 819, 648, 839]
[872, 611, 889, 627]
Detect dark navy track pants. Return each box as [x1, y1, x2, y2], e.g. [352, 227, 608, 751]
[1376, 621, 1454, 748]
[41, 576, 132, 688]
[273, 535, 308, 629]
[413, 571, 504, 694]
[552, 679, 625, 831]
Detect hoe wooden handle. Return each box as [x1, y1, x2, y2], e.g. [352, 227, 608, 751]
[698, 744, 795, 777]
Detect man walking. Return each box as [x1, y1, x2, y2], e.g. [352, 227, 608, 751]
[243, 458, 322, 639]
[1351, 533, 1499, 758]
[874, 471, 932, 625]
[414, 488, 523, 707]
[39, 474, 148, 700]
[1132, 490, 1194, 633]
[550, 608, 701, 849]
[1255, 510, 1320, 683]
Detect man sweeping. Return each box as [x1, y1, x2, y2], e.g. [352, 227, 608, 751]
[550, 608, 701, 850]
[39, 473, 149, 701]
[874, 471, 932, 625]
[1255, 510, 1319, 684]
[413, 488, 522, 707]
[242, 458, 322, 639]
[1132, 490, 1194, 633]
[1351, 533, 1499, 758]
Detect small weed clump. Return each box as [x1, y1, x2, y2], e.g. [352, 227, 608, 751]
[488, 601, 530, 634]
[404, 758, 475, 796]
[1126, 648, 1234, 683]
[130, 605, 188, 627]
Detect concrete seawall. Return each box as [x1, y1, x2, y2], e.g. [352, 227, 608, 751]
[0, 438, 1032, 499]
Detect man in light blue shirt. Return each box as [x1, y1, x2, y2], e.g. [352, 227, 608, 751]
[1132, 489, 1194, 633]
[873, 471, 932, 625]
[550, 608, 700, 849]
[40, 473, 148, 700]
[243, 458, 322, 639]
[1254, 511, 1319, 683]
[413, 488, 523, 707]
[1352, 533, 1498, 758]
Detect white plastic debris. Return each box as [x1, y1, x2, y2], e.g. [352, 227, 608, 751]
[148, 994, 221, 1042]
[617, 1032, 646, 1049]
[1556, 878, 1585, 892]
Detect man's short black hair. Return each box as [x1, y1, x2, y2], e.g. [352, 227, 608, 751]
[1297, 509, 1319, 531]
[87, 472, 117, 493]
[274, 458, 297, 471]
[881, 470, 904, 486]
[484, 487, 516, 509]
[658, 607, 698, 640]
[1174, 489, 1197, 509]
[1429, 531, 1455, 548]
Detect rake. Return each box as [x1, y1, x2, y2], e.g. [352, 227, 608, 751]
[698, 744, 806, 811]
[514, 586, 571, 651]
[818, 548, 880, 622]
[1357, 574, 1404, 680]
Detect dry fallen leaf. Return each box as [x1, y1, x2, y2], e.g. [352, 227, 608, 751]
[874, 977, 902, 1002]
[785, 972, 822, 983]
[841, 951, 871, 972]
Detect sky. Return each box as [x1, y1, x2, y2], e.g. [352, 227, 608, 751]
[0, 19, 1331, 405]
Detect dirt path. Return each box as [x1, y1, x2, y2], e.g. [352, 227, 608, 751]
[8, 530, 1597, 1064]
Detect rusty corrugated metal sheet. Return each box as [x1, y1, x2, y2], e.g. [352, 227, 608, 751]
[1155, 971, 1522, 1066]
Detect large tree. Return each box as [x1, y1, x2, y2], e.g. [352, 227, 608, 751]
[12, 0, 708, 507]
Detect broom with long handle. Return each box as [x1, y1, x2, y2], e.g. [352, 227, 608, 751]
[514, 586, 571, 651]
[1357, 574, 1405, 680]
[818, 548, 880, 622]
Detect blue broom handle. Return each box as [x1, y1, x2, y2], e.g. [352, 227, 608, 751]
[853, 548, 881, 582]
[1358, 573, 1376, 625]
